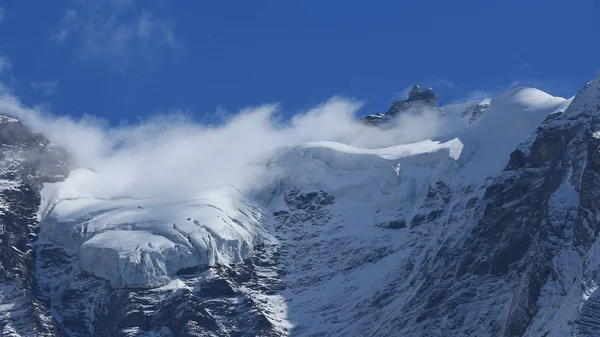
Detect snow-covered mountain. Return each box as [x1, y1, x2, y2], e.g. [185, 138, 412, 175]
[2, 70, 600, 336]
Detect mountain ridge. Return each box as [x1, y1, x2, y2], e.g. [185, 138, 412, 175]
[1, 71, 600, 336]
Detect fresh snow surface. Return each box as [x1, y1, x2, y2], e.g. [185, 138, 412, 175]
[443, 87, 568, 183]
[155, 278, 190, 291]
[0, 115, 18, 123]
[37, 87, 568, 297]
[296, 139, 464, 161]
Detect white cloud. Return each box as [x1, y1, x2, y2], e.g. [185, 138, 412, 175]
[31, 81, 58, 96]
[0, 84, 443, 200]
[54, 0, 177, 63]
[0, 8, 5, 23]
[429, 79, 456, 90]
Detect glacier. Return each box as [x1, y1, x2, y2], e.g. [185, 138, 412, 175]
[38, 171, 272, 288]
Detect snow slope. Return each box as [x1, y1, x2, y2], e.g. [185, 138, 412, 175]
[443, 87, 570, 181]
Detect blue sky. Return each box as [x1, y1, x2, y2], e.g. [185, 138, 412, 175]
[0, 0, 598, 124]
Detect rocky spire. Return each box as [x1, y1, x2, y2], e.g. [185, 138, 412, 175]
[406, 85, 437, 106]
[360, 84, 441, 125]
[408, 85, 422, 100]
[386, 84, 438, 116]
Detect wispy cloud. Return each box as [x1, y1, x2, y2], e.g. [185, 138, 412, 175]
[54, 0, 177, 65]
[54, 9, 79, 43]
[450, 89, 495, 104]
[0, 56, 11, 75]
[431, 79, 456, 90]
[31, 81, 58, 96]
[0, 8, 5, 23]
[0, 79, 444, 199]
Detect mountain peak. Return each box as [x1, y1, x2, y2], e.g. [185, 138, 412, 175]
[406, 84, 437, 105]
[407, 84, 422, 100]
[360, 85, 440, 125]
[386, 84, 438, 117]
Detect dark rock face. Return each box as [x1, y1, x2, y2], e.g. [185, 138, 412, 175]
[0, 114, 69, 336]
[406, 85, 438, 108]
[386, 85, 438, 117]
[361, 84, 439, 125]
[273, 188, 334, 236]
[284, 188, 335, 212]
[398, 79, 600, 336]
[383, 219, 406, 229]
[409, 181, 452, 228]
[461, 101, 489, 123]
[360, 113, 387, 125]
[36, 243, 285, 337]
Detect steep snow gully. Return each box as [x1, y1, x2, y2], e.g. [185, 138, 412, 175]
[3, 70, 600, 336]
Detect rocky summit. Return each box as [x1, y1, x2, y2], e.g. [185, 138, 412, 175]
[361, 84, 440, 126]
[2, 71, 600, 337]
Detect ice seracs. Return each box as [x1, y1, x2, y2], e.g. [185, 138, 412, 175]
[80, 230, 178, 287]
[39, 171, 272, 288]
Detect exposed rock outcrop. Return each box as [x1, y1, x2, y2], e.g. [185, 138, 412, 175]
[361, 84, 440, 125]
[0, 113, 69, 336]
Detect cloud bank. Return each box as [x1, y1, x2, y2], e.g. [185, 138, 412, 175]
[0, 87, 443, 200]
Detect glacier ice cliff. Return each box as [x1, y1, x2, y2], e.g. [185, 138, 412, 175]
[39, 176, 272, 288]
